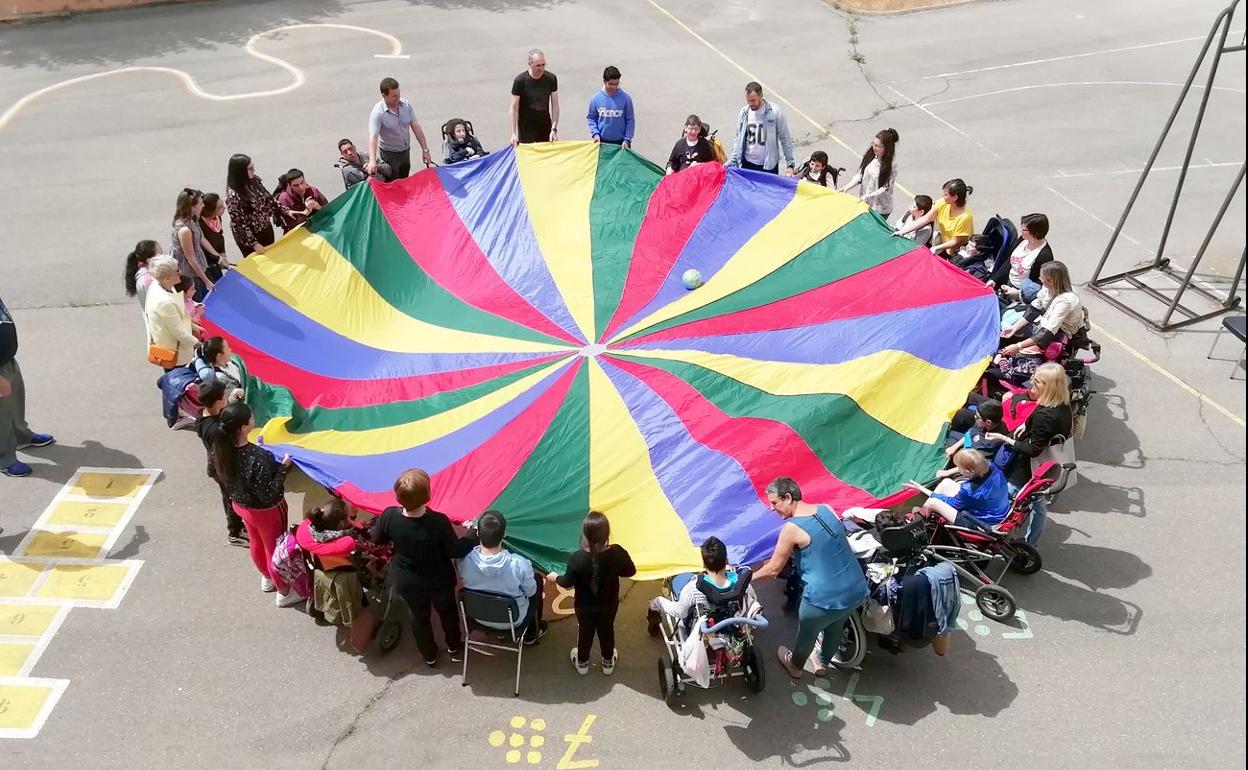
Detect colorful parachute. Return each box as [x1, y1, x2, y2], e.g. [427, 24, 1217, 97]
[203, 142, 999, 579]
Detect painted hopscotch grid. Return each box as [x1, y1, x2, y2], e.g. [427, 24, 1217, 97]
[0, 468, 157, 739]
[0, 677, 70, 740]
[10, 468, 160, 561]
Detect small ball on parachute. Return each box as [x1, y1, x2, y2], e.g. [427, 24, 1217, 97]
[682, 269, 703, 290]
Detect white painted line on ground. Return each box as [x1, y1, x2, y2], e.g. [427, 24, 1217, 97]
[10, 468, 160, 558]
[921, 81, 1246, 109]
[374, 54, 411, 59]
[0, 557, 145, 610]
[644, 0, 916, 198]
[885, 84, 1000, 158]
[0, 677, 70, 740]
[0, 23, 405, 132]
[0, 606, 71, 678]
[1052, 160, 1243, 179]
[1043, 186, 1145, 249]
[924, 33, 1245, 79]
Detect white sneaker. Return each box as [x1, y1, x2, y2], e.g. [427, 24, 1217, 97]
[260, 576, 276, 593]
[602, 652, 618, 676]
[276, 591, 304, 608]
[570, 647, 589, 676]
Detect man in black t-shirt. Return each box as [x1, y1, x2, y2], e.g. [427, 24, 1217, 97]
[510, 49, 559, 145]
[0, 295, 55, 479]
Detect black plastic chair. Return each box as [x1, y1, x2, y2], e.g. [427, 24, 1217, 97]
[1207, 315, 1246, 379]
[457, 588, 526, 696]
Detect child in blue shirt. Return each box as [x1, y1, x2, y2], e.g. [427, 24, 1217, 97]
[586, 66, 635, 147]
[946, 399, 1006, 462]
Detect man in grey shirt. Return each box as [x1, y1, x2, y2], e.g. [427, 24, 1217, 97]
[367, 77, 432, 180]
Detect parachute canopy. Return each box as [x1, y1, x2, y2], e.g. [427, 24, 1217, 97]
[204, 142, 998, 579]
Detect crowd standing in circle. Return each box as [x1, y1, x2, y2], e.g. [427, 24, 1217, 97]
[4, 45, 1093, 684]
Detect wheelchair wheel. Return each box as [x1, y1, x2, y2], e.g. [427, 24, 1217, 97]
[741, 644, 765, 693]
[828, 610, 867, 670]
[975, 584, 1017, 622]
[1006, 543, 1043, 575]
[378, 621, 401, 654]
[657, 658, 676, 703]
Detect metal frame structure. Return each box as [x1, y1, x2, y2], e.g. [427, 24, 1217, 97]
[1088, 0, 1246, 331]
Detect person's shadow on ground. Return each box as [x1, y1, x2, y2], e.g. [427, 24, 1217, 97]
[18, 439, 149, 486]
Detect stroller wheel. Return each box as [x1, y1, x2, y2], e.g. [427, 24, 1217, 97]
[1006, 543, 1043, 576]
[377, 621, 401, 654]
[828, 610, 867, 670]
[975, 584, 1017, 622]
[741, 644, 766, 693]
[657, 657, 677, 703]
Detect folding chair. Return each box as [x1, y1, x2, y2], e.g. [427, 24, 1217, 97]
[1206, 315, 1246, 379]
[458, 589, 527, 696]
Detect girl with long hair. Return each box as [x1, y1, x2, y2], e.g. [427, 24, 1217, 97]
[124, 239, 162, 308]
[225, 153, 291, 257]
[548, 511, 636, 676]
[896, 177, 975, 258]
[171, 188, 213, 300]
[212, 402, 300, 605]
[841, 128, 899, 217]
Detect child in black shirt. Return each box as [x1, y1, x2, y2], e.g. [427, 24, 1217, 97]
[547, 511, 636, 675]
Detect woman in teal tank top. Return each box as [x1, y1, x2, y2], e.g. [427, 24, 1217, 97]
[754, 477, 869, 678]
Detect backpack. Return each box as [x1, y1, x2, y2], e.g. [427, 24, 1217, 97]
[272, 528, 311, 599]
[706, 128, 727, 164]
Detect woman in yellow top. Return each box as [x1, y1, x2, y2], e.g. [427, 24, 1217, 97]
[896, 178, 974, 258]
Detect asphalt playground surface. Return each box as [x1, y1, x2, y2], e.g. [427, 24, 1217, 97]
[0, 0, 1245, 766]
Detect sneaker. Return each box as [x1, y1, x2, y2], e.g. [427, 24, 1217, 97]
[18, 434, 55, 450]
[3, 461, 32, 477]
[602, 651, 618, 676]
[569, 647, 589, 676]
[227, 534, 249, 548]
[260, 576, 276, 593]
[447, 647, 463, 662]
[523, 621, 549, 646]
[276, 591, 304, 608]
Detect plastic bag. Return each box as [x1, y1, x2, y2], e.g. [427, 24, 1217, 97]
[863, 598, 895, 635]
[679, 616, 711, 687]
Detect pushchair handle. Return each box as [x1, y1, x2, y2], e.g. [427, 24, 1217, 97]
[698, 616, 769, 635]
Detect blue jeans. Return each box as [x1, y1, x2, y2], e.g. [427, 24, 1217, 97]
[1008, 481, 1048, 546]
[792, 601, 854, 666]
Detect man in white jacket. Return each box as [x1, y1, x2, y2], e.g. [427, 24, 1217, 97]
[728, 82, 796, 176]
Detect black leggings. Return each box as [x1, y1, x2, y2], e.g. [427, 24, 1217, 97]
[575, 604, 618, 662]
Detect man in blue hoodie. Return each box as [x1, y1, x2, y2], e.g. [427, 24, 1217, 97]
[460, 510, 547, 644]
[586, 66, 635, 148]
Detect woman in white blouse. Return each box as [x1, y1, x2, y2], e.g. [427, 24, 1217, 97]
[144, 255, 200, 369]
[841, 128, 899, 218]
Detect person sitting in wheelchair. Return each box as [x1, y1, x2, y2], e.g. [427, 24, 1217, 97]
[444, 119, 489, 165]
[647, 537, 755, 636]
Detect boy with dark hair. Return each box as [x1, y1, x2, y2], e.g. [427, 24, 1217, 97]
[895, 194, 934, 247]
[458, 510, 547, 644]
[945, 398, 1007, 462]
[194, 378, 247, 546]
[586, 65, 635, 147]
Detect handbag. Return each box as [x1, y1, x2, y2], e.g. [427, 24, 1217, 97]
[147, 343, 177, 368]
[1032, 436, 1078, 489]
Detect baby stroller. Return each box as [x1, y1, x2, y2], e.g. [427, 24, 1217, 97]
[442, 118, 489, 165]
[980, 215, 1022, 286]
[653, 567, 768, 704]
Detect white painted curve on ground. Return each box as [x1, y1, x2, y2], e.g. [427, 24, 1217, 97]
[0, 23, 403, 132]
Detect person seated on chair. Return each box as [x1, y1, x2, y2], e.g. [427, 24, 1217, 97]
[997, 261, 1084, 383]
[646, 536, 739, 634]
[445, 119, 488, 164]
[192, 336, 245, 403]
[952, 234, 994, 281]
[945, 398, 1006, 461]
[273, 168, 328, 231]
[904, 448, 1011, 530]
[298, 500, 364, 630]
[337, 138, 391, 187]
[458, 510, 547, 644]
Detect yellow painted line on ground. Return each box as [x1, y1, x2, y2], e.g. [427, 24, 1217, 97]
[645, 0, 916, 198]
[647, 0, 1245, 431]
[1089, 321, 1245, 428]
